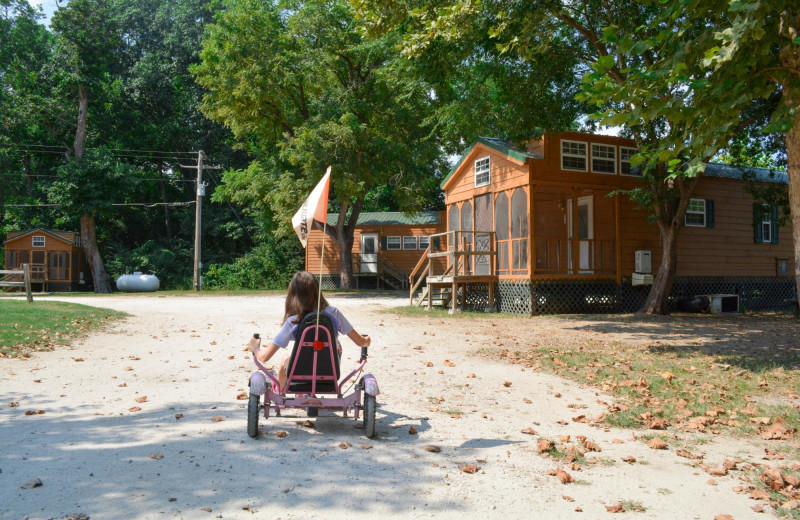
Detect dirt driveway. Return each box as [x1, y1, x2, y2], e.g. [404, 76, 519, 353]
[0, 294, 795, 519]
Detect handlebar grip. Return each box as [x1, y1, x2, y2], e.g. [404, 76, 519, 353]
[253, 333, 260, 340]
[360, 346, 368, 360]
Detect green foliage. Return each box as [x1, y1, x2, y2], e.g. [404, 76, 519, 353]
[105, 238, 195, 289]
[203, 238, 304, 290]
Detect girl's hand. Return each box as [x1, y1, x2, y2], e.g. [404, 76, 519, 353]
[244, 336, 261, 353]
[361, 334, 371, 347]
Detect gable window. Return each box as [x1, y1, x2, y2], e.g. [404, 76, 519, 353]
[474, 156, 491, 187]
[74, 236, 82, 247]
[620, 147, 640, 176]
[591, 144, 616, 174]
[403, 236, 418, 250]
[32, 235, 45, 247]
[561, 140, 587, 171]
[685, 199, 707, 227]
[754, 203, 779, 244]
[386, 236, 401, 250]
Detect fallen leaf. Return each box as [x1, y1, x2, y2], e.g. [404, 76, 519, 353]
[782, 500, 800, 511]
[8, 401, 19, 407]
[705, 466, 727, 477]
[424, 445, 441, 453]
[606, 504, 624, 513]
[714, 515, 733, 520]
[503, 381, 512, 387]
[128, 407, 142, 412]
[521, 427, 536, 435]
[443, 360, 456, 367]
[466, 373, 476, 378]
[408, 426, 417, 435]
[24, 410, 45, 415]
[175, 413, 184, 420]
[276, 431, 288, 438]
[562, 495, 575, 502]
[236, 393, 248, 400]
[150, 454, 164, 460]
[460, 464, 479, 474]
[360, 444, 373, 450]
[296, 420, 315, 428]
[339, 442, 348, 449]
[538, 439, 554, 453]
[648, 437, 668, 450]
[761, 468, 785, 490]
[211, 416, 224, 422]
[556, 468, 574, 484]
[583, 440, 601, 452]
[123, 366, 133, 371]
[750, 489, 770, 500]
[201, 507, 212, 512]
[135, 396, 148, 403]
[676, 449, 696, 459]
[21, 478, 43, 489]
[73, 358, 84, 362]
[661, 371, 675, 384]
[646, 417, 669, 430]
[621, 456, 636, 464]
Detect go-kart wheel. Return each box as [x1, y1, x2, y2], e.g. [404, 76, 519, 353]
[363, 394, 376, 438]
[307, 407, 318, 417]
[247, 393, 260, 438]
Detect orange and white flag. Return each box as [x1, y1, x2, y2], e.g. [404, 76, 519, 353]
[292, 166, 331, 247]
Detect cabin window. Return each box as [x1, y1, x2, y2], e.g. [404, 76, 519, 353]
[74, 236, 81, 247]
[386, 236, 401, 250]
[620, 147, 640, 176]
[591, 144, 616, 174]
[474, 156, 491, 187]
[561, 140, 587, 171]
[32, 235, 45, 247]
[684, 199, 707, 227]
[448, 205, 459, 250]
[777, 258, 789, 277]
[403, 236, 418, 250]
[495, 192, 510, 273]
[418, 236, 430, 250]
[754, 203, 779, 244]
[511, 188, 528, 273]
[5, 250, 18, 269]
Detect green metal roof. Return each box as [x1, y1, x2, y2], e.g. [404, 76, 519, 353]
[326, 211, 440, 226]
[440, 137, 540, 189]
[704, 163, 788, 184]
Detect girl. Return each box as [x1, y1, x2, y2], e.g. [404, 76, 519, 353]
[245, 271, 370, 388]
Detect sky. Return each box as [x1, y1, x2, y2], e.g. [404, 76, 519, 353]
[28, 0, 59, 24]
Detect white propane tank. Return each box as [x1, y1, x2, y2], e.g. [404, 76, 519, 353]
[116, 271, 160, 292]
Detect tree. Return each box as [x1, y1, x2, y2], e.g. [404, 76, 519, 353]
[579, 1, 800, 307]
[50, 0, 126, 292]
[194, 0, 444, 288]
[358, 0, 705, 314]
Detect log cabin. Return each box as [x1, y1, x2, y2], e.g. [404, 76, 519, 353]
[305, 211, 446, 290]
[428, 131, 795, 313]
[3, 228, 90, 292]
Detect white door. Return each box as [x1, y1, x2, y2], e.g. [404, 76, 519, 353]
[567, 196, 594, 274]
[361, 233, 378, 273]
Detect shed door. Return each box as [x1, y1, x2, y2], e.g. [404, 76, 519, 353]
[361, 233, 378, 274]
[475, 194, 492, 275]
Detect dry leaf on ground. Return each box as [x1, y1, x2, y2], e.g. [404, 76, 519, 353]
[460, 464, 479, 474]
[408, 426, 417, 434]
[648, 437, 668, 450]
[556, 468, 573, 484]
[135, 396, 148, 403]
[211, 416, 224, 422]
[605, 504, 624, 513]
[521, 427, 536, 435]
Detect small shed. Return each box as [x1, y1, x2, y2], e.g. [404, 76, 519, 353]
[3, 228, 90, 291]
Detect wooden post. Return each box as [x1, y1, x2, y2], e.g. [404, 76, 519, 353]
[615, 193, 622, 285]
[23, 263, 32, 303]
[450, 281, 458, 314]
[427, 256, 433, 310]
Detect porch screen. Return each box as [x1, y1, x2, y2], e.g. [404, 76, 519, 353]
[461, 201, 473, 273]
[48, 251, 70, 280]
[511, 188, 528, 274]
[5, 250, 18, 269]
[495, 193, 509, 273]
[448, 204, 459, 251]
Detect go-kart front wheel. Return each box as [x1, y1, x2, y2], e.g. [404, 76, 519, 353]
[247, 393, 260, 438]
[363, 393, 376, 438]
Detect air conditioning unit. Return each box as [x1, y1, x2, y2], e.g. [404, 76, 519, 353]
[635, 250, 652, 274]
[631, 273, 654, 286]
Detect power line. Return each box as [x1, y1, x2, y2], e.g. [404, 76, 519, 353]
[0, 173, 196, 182]
[5, 201, 196, 208]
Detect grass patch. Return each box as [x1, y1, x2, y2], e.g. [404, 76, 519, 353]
[620, 500, 646, 512]
[0, 300, 125, 357]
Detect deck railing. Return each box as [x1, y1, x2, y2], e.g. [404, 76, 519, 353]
[534, 237, 616, 275]
[0, 264, 33, 302]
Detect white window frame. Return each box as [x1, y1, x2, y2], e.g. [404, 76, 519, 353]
[761, 204, 772, 243]
[403, 236, 418, 250]
[418, 236, 430, 250]
[474, 156, 491, 187]
[561, 140, 588, 172]
[591, 143, 617, 174]
[684, 198, 706, 227]
[386, 236, 401, 250]
[74, 236, 82, 247]
[32, 235, 45, 247]
[620, 146, 640, 176]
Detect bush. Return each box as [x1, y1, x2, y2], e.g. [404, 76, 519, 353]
[106, 239, 194, 289]
[203, 239, 303, 290]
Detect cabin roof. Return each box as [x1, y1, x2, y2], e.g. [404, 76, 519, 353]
[326, 211, 440, 227]
[440, 137, 540, 189]
[704, 163, 788, 184]
[3, 228, 77, 246]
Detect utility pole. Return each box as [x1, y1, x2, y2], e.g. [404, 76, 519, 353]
[193, 150, 205, 291]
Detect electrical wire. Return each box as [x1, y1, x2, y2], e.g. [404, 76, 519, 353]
[4, 201, 195, 208]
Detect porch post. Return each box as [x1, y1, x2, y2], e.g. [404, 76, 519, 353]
[615, 193, 622, 285]
[571, 188, 580, 274]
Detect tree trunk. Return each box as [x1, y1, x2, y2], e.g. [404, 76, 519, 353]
[74, 85, 88, 159]
[329, 198, 364, 290]
[640, 176, 699, 315]
[781, 17, 800, 306]
[80, 211, 112, 293]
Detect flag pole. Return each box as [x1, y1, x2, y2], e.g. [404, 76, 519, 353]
[316, 220, 327, 329]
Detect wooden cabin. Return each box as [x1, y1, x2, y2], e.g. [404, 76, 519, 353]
[417, 131, 795, 314]
[305, 211, 446, 289]
[3, 228, 90, 292]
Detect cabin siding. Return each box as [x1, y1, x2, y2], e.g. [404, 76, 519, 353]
[444, 145, 529, 206]
[3, 229, 87, 289]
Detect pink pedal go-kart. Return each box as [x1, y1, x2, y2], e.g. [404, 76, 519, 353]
[247, 311, 379, 438]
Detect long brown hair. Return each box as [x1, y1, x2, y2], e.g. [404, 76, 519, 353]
[284, 271, 329, 324]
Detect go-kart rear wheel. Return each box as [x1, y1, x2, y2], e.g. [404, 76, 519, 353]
[363, 394, 376, 438]
[247, 393, 260, 438]
[307, 407, 318, 417]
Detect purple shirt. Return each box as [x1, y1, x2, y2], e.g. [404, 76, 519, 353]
[270, 306, 353, 349]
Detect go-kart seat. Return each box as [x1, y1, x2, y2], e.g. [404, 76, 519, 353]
[285, 311, 340, 394]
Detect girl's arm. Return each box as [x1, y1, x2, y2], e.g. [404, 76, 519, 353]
[246, 336, 282, 363]
[347, 329, 370, 347]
